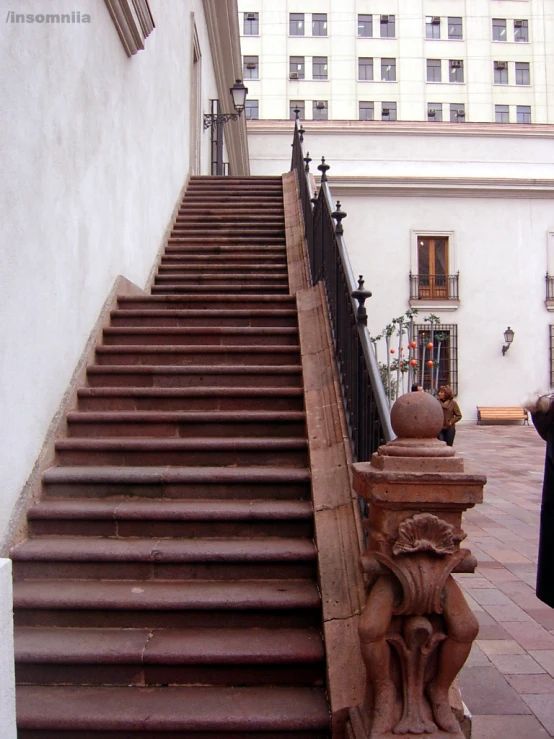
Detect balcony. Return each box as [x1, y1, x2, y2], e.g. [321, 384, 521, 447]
[546, 274, 554, 311]
[409, 273, 460, 311]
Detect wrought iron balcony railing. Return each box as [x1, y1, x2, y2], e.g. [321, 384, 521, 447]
[409, 273, 459, 301]
[546, 274, 554, 301]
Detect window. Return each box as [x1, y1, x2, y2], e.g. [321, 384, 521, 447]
[515, 62, 530, 85]
[550, 326, 554, 386]
[290, 56, 305, 80]
[290, 13, 304, 36]
[380, 14, 395, 38]
[514, 19, 529, 43]
[414, 323, 458, 395]
[243, 56, 259, 80]
[105, 0, 154, 57]
[425, 16, 440, 40]
[416, 237, 449, 298]
[381, 58, 396, 82]
[382, 102, 396, 121]
[245, 99, 259, 120]
[449, 60, 464, 83]
[312, 13, 327, 36]
[358, 57, 374, 81]
[358, 14, 373, 37]
[313, 56, 328, 80]
[313, 100, 328, 120]
[492, 18, 506, 42]
[494, 61, 508, 85]
[427, 59, 441, 83]
[495, 104, 509, 123]
[428, 104, 442, 121]
[448, 17, 463, 40]
[450, 103, 465, 122]
[243, 12, 259, 36]
[517, 105, 531, 124]
[290, 100, 305, 120]
[359, 101, 374, 120]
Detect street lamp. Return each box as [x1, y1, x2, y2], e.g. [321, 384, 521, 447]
[203, 80, 248, 130]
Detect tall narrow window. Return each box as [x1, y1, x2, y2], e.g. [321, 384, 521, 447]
[313, 57, 328, 80]
[449, 60, 464, 83]
[313, 100, 328, 120]
[414, 324, 458, 395]
[312, 13, 327, 36]
[358, 57, 374, 81]
[549, 326, 554, 386]
[448, 17, 463, 40]
[428, 104, 442, 121]
[245, 99, 259, 119]
[492, 18, 507, 41]
[289, 13, 304, 36]
[289, 56, 305, 80]
[382, 102, 396, 120]
[495, 104, 509, 123]
[425, 16, 440, 39]
[427, 59, 441, 83]
[450, 103, 465, 122]
[381, 58, 396, 82]
[243, 56, 259, 80]
[517, 105, 531, 124]
[358, 14, 373, 37]
[515, 62, 530, 85]
[290, 100, 305, 119]
[494, 61, 508, 85]
[359, 101, 374, 120]
[243, 12, 259, 36]
[417, 237, 449, 298]
[380, 14, 395, 38]
[514, 19, 529, 42]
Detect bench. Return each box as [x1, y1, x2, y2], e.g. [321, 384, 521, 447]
[477, 407, 529, 425]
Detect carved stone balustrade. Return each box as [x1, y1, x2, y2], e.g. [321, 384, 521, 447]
[347, 391, 486, 739]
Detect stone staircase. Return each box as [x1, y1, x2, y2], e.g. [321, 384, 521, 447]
[12, 176, 331, 738]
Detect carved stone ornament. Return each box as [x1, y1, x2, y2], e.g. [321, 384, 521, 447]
[393, 513, 458, 556]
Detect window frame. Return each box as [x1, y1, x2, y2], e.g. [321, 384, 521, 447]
[243, 12, 259, 36]
[381, 102, 397, 121]
[495, 104, 510, 123]
[515, 61, 530, 86]
[243, 55, 259, 80]
[380, 14, 395, 38]
[359, 101, 374, 121]
[312, 100, 328, 120]
[358, 57, 374, 82]
[494, 62, 508, 85]
[492, 18, 507, 42]
[312, 13, 327, 37]
[312, 56, 328, 80]
[414, 323, 459, 396]
[358, 13, 373, 38]
[448, 17, 463, 40]
[517, 105, 531, 124]
[427, 59, 442, 83]
[514, 19, 529, 43]
[425, 16, 440, 40]
[289, 56, 305, 80]
[381, 58, 396, 82]
[449, 59, 464, 84]
[289, 12, 304, 36]
[245, 99, 259, 120]
[428, 104, 443, 122]
[290, 100, 305, 120]
[450, 103, 465, 122]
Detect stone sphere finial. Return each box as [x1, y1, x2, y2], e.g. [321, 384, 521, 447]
[390, 392, 443, 439]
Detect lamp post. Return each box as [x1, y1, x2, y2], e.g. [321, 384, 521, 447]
[502, 326, 515, 356]
[203, 80, 248, 130]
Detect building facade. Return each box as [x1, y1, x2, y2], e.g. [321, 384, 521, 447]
[238, 0, 554, 124]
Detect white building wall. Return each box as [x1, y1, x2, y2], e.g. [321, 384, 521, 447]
[247, 121, 554, 422]
[0, 0, 224, 551]
[239, 0, 554, 123]
[0, 560, 16, 739]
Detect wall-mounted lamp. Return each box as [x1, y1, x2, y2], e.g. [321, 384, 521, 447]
[502, 326, 515, 356]
[203, 80, 248, 130]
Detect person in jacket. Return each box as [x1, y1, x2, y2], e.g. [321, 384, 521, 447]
[437, 385, 462, 446]
[524, 393, 554, 608]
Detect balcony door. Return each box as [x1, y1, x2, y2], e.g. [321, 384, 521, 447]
[417, 237, 448, 298]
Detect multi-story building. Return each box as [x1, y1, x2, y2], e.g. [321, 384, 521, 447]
[238, 0, 554, 123]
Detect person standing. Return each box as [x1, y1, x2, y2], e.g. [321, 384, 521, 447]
[437, 385, 462, 446]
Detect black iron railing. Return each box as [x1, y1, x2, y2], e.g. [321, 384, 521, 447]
[409, 273, 460, 301]
[290, 118, 393, 462]
[546, 274, 554, 301]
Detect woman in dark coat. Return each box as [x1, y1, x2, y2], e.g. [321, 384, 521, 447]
[528, 394, 554, 608]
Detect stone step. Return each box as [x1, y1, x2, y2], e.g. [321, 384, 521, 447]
[154, 272, 289, 283]
[160, 253, 287, 263]
[41, 466, 311, 501]
[102, 326, 299, 346]
[109, 308, 298, 328]
[27, 498, 314, 538]
[11, 537, 317, 581]
[54, 437, 309, 466]
[174, 215, 285, 224]
[16, 685, 330, 737]
[167, 237, 286, 247]
[117, 294, 295, 310]
[150, 285, 290, 295]
[171, 225, 285, 234]
[76, 386, 304, 412]
[157, 262, 288, 273]
[15, 626, 325, 687]
[177, 207, 285, 218]
[94, 345, 300, 367]
[66, 410, 306, 439]
[13, 579, 322, 629]
[86, 364, 303, 388]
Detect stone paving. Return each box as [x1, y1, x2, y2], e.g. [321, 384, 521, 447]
[454, 424, 554, 738]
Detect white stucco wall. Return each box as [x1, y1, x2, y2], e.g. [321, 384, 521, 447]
[0, 560, 16, 738]
[0, 0, 223, 550]
[248, 121, 554, 422]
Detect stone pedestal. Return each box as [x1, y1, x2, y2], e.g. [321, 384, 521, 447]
[347, 392, 486, 739]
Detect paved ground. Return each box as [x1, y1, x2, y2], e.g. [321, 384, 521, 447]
[454, 424, 554, 738]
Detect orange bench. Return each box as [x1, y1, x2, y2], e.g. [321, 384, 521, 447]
[477, 406, 529, 425]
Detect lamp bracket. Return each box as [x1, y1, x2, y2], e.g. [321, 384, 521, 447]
[203, 111, 243, 130]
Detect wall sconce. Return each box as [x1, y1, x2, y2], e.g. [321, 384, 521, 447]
[502, 326, 515, 356]
[203, 80, 248, 130]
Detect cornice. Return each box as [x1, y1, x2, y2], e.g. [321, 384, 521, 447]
[202, 0, 249, 175]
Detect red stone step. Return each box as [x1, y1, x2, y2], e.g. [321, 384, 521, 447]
[11, 537, 317, 581]
[86, 365, 303, 388]
[109, 308, 298, 328]
[16, 685, 330, 736]
[66, 410, 306, 439]
[168, 238, 285, 247]
[102, 326, 299, 346]
[160, 253, 287, 263]
[27, 498, 314, 538]
[13, 579, 322, 629]
[15, 626, 324, 687]
[154, 272, 289, 283]
[175, 214, 285, 224]
[54, 437, 309, 466]
[41, 466, 311, 501]
[76, 386, 304, 412]
[117, 294, 294, 310]
[159, 260, 288, 269]
[94, 345, 300, 366]
[151, 285, 290, 295]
